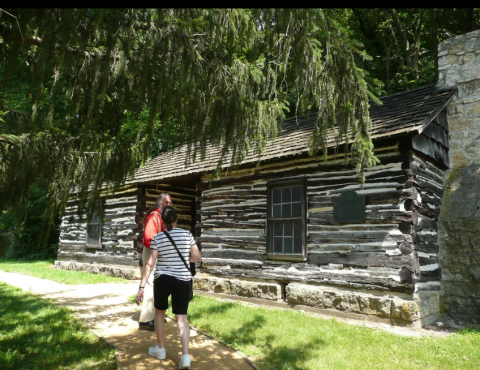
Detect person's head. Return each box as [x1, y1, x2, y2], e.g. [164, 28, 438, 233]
[156, 193, 172, 211]
[142, 193, 172, 228]
[161, 206, 177, 231]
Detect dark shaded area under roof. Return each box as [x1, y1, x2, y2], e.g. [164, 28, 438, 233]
[129, 84, 457, 185]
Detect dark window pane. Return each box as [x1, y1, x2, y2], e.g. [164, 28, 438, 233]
[273, 205, 281, 218]
[273, 188, 281, 204]
[87, 225, 100, 245]
[273, 237, 283, 253]
[294, 234, 302, 254]
[282, 203, 291, 218]
[282, 187, 291, 203]
[284, 237, 293, 253]
[292, 186, 302, 202]
[294, 221, 303, 254]
[292, 202, 302, 217]
[284, 221, 293, 236]
[273, 222, 283, 236]
[294, 221, 302, 236]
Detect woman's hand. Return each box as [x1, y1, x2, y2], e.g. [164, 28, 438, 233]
[136, 288, 144, 306]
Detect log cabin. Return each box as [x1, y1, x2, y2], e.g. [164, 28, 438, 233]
[56, 83, 457, 327]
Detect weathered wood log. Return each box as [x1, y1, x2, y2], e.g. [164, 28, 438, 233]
[307, 251, 412, 269]
[201, 248, 266, 261]
[198, 236, 266, 246]
[58, 243, 85, 251]
[307, 229, 412, 243]
[202, 258, 263, 269]
[416, 272, 441, 281]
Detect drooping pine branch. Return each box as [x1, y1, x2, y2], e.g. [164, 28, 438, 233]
[0, 8, 380, 217]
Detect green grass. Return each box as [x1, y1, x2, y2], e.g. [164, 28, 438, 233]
[184, 296, 480, 370]
[3, 260, 480, 369]
[0, 282, 116, 370]
[0, 259, 128, 284]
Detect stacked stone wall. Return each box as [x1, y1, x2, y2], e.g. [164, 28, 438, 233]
[437, 30, 480, 324]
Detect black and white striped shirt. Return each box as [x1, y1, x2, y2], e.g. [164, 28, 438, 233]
[150, 228, 195, 281]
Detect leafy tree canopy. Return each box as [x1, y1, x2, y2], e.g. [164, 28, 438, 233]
[0, 8, 384, 222]
[333, 8, 480, 93]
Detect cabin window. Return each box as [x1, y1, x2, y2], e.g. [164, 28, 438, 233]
[267, 179, 306, 260]
[86, 204, 102, 249]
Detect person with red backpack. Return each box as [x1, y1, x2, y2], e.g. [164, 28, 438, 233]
[138, 193, 172, 331]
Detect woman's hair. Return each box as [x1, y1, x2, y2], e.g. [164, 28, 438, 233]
[161, 206, 177, 231]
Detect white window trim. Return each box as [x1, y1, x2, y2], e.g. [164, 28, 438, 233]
[267, 178, 306, 261]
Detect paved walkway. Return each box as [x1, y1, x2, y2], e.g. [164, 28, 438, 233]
[0, 271, 257, 370]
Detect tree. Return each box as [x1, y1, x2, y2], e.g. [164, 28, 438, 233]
[334, 8, 480, 93]
[0, 179, 60, 259]
[0, 9, 382, 223]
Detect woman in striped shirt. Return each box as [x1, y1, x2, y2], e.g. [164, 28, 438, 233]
[136, 206, 201, 370]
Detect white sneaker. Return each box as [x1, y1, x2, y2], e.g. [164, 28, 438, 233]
[148, 344, 166, 360]
[179, 354, 191, 369]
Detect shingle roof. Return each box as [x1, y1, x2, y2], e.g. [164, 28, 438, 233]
[129, 84, 456, 184]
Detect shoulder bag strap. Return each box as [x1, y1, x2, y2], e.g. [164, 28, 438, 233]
[163, 230, 191, 277]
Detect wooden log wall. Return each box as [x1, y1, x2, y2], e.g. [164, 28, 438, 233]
[412, 112, 449, 168]
[135, 183, 197, 261]
[57, 185, 141, 268]
[409, 152, 445, 289]
[58, 182, 197, 274]
[197, 143, 445, 295]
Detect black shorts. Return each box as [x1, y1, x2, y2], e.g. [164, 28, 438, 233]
[153, 274, 191, 315]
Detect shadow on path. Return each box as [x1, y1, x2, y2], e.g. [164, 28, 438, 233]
[0, 271, 256, 370]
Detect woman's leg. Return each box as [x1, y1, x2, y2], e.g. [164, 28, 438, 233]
[155, 309, 166, 348]
[176, 314, 190, 355]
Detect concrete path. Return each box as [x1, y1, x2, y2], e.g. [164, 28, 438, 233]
[0, 271, 257, 370]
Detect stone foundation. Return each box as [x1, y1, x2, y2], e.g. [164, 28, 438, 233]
[54, 260, 140, 280]
[194, 274, 282, 301]
[286, 283, 439, 327]
[194, 274, 439, 327]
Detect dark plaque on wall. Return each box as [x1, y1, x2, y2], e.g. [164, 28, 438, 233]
[333, 191, 365, 223]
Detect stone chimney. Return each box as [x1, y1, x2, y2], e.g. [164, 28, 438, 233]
[437, 30, 480, 324]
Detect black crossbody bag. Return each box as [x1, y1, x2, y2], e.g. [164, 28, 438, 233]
[163, 230, 193, 302]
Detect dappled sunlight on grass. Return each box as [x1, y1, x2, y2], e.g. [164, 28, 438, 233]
[185, 295, 480, 370]
[0, 282, 116, 370]
[3, 261, 480, 370]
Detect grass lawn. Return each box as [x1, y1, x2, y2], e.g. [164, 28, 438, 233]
[2, 259, 480, 370]
[0, 282, 116, 370]
[184, 295, 480, 370]
[0, 259, 127, 284]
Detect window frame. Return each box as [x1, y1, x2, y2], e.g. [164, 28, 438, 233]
[85, 202, 103, 249]
[266, 177, 307, 261]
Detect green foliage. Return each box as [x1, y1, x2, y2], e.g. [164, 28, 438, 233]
[333, 8, 480, 94]
[0, 8, 381, 223]
[119, 108, 183, 157]
[0, 181, 59, 260]
[0, 282, 116, 370]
